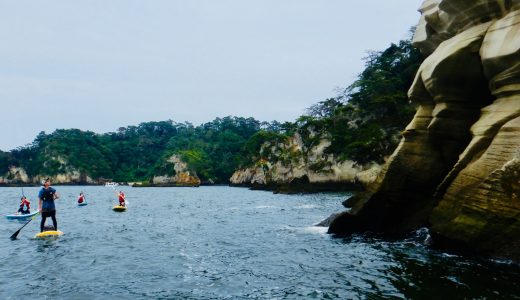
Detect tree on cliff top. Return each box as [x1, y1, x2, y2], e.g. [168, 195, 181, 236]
[239, 35, 424, 166]
[298, 36, 423, 164]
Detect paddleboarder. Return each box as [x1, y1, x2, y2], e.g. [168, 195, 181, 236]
[38, 178, 60, 232]
[78, 192, 85, 204]
[118, 191, 125, 207]
[17, 196, 31, 215]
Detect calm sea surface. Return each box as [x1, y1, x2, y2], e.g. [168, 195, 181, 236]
[0, 186, 519, 299]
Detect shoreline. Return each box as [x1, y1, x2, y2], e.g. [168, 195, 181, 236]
[0, 182, 362, 194]
[229, 181, 363, 194]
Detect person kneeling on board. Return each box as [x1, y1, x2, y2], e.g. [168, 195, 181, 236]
[38, 178, 60, 232]
[118, 191, 126, 207]
[17, 196, 31, 215]
[78, 192, 85, 204]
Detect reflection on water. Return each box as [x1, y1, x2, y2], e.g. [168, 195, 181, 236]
[0, 186, 519, 299]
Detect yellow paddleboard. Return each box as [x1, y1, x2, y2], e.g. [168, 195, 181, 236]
[34, 230, 64, 239]
[113, 205, 127, 212]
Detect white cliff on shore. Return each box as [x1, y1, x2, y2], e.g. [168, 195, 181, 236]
[152, 154, 201, 186]
[0, 166, 95, 185]
[230, 133, 382, 189]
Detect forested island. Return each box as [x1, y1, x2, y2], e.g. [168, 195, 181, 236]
[0, 35, 422, 189]
[4, 37, 422, 189]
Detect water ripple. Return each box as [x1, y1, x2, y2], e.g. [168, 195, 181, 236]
[0, 186, 519, 299]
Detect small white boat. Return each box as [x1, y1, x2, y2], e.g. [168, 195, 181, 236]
[105, 182, 119, 187]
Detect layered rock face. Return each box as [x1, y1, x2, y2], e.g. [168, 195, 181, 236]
[0, 167, 30, 184]
[230, 133, 381, 193]
[330, 0, 520, 260]
[151, 154, 201, 186]
[0, 166, 95, 185]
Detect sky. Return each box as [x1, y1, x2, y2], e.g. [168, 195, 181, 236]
[0, 0, 424, 151]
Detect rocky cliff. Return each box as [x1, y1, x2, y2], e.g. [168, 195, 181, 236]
[0, 153, 201, 187]
[329, 0, 520, 261]
[0, 166, 95, 185]
[230, 132, 381, 193]
[149, 154, 201, 187]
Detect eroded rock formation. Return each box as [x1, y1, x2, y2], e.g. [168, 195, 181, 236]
[230, 133, 381, 193]
[0, 166, 95, 185]
[151, 154, 201, 186]
[330, 0, 520, 260]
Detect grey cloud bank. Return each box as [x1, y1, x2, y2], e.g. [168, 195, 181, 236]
[0, 0, 423, 151]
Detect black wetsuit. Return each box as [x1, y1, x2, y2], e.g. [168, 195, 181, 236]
[18, 203, 30, 214]
[39, 188, 57, 232]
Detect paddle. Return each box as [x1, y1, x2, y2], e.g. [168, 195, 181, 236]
[108, 185, 128, 207]
[10, 211, 40, 240]
[15, 182, 27, 215]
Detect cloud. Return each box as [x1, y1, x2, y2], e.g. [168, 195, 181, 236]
[0, 0, 424, 150]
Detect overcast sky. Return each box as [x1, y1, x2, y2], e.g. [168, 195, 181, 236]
[0, 0, 424, 151]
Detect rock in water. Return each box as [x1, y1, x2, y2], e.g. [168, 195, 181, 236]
[330, 0, 520, 261]
[316, 213, 342, 227]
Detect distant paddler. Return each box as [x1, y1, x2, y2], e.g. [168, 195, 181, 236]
[78, 192, 85, 204]
[117, 191, 126, 207]
[38, 178, 60, 232]
[5, 196, 37, 220]
[112, 191, 127, 212]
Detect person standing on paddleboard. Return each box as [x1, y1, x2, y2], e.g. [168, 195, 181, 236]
[38, 178, 60, 232]
[118, 191, 125, 207]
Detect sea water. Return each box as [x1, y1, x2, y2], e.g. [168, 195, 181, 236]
[1, 186, 519, 299]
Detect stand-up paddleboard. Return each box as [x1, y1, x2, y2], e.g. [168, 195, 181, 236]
[113, 205, 127, 212]
[78, 202, 88, 206]
[34, 230, 63, 239]
[6, 211, 39, 220]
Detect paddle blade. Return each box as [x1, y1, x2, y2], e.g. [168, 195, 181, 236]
[10, 219, 31, 240]
[10, 228, 23, 240]
[10, 212, 39, 240]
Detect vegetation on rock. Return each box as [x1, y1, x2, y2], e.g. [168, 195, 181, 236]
[0, 35, 422, 185]
[238, 35, 423, 169]
[2, 118, 268, 184]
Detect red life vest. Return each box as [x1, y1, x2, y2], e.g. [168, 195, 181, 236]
[20, 199, 30, 210]
[78, 195, 84, 203]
